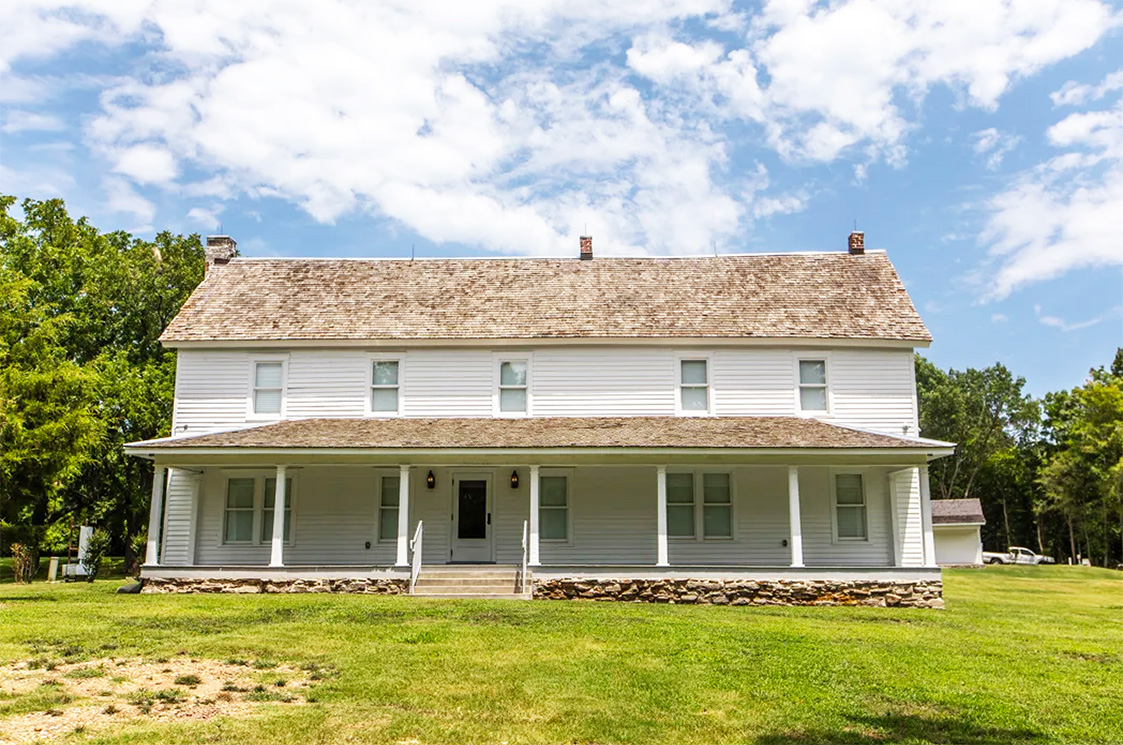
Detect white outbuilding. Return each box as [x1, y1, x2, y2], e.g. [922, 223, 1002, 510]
[931, 499, 985, 566]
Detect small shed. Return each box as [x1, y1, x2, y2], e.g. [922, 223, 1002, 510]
[931, 499, 985, 566]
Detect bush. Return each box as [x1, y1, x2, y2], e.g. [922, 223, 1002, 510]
[128, 530, 148, 576]
[10, 543, 37, 583]
[83, 529, 112, 582]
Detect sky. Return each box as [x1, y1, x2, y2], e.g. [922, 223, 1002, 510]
[1, 0, 1121, 396]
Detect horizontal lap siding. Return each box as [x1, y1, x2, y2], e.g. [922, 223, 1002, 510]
[533, 349, 675, 416]
[404, 351, 493, 417]
[830, 349, 918, 433]
[286, 352, 367, 418]
[160, 469, 200, 565]
[173, 352, 251, 433]
[895, 468, 924, 567]
[713, 350, 795, 415]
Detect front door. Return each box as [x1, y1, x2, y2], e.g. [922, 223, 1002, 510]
[451, 477, 492, 562]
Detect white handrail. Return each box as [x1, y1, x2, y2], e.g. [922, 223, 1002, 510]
[520, 519, 529, 594]
[409, 521, 423, 594]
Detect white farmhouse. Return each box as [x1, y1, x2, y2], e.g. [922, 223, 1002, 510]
[126, 231, 953, 606]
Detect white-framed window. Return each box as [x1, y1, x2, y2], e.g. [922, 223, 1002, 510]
[378, 474, 400, 542]
[797, 357, 829, 413]
[370, 359, 401, 415]
[496, 357, 530, 415]
[833, 473, 868, 541]
[223, 477, 256, 544]
[261, 476, 294, 542]
[701, 472, 733, 539]
[666, 471, 734, 540]
[676, 355, 712, 415]
[222, 473, 296, 545]
[251, 360, 285, 416]
[539, 473, 569, 541]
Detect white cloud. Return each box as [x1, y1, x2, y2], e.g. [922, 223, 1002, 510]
[1, 110, 65, 133]
[103, 176, 154, 224]
[1035, 304, 1123, 332]
[2, 0, 1119, 256]
[981, 99, 1123, 299]
[187, 207, 223, 231]
[991, 313, 1008, 323]
[1051, 68, 1123, 106]
[972, 127, 1022, 169]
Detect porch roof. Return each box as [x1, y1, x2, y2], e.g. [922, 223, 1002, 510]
[126, 416, 952, 454]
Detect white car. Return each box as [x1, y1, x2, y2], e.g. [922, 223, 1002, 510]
[983, 546, 1055, 565]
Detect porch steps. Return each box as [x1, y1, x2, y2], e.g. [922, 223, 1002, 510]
[412, 564, 529, 598]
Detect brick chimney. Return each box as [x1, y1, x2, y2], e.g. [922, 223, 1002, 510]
[579, 235, 593, 260]
[204, 235, 238, 270]
[848, 230, 864, 255]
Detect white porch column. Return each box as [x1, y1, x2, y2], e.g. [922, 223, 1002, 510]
[787, 466, 804, 568]
[145, 464, 166, 566]
[887, 471, 904, 567]
[269, 465, 287, 567]
[396, 465, 411, 567]
[529, 465, 541, 566]
[919, 464, 937, 568]
[656, 466, 669, 567]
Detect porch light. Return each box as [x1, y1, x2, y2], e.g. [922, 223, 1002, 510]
[426, 470, 435, 489]
[510, 470, 519, 489]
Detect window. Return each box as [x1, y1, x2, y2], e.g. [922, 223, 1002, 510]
[261, 477, 293, 542]
[224, 478, 256, 543]
[834, 473, 867, 540]
[798, 359, 828, 412]
[679, 359, 709, 413]
[666, 473, 695, 537]
[253, 361, 284, 415]
[371, 360, 400, 414]
[702, 473, 732, 538]
[666, 471, 733, 540]
[378, 475, 400, 541]
[539, 475, 569, 541]
[498, 360, 528, 413]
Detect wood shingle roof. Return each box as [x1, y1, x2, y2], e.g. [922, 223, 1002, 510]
[161, 252, 930, 343]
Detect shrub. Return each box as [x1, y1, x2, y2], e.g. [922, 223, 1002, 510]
[174, 674, 201, 686]
[10, 543, 37, 583]
[127, 531, 148, 577]
[83, 528, 112, 582]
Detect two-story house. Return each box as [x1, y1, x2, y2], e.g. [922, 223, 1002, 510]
[125, 231, 952, 606]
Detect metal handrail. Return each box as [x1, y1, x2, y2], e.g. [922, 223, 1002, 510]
[409, 521, 423, 594]
[519, 519, 529, 594]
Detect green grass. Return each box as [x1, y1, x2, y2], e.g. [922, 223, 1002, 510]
[0, 566, 1119, 743]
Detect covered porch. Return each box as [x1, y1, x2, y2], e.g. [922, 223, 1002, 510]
[125, 416, 952, 605]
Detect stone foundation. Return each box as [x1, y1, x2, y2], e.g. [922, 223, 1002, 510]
[532, 578, 944, 608]
[141, 577, 408, 594]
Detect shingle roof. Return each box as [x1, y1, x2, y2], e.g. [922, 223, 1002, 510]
[931, 499, 986, 525]
[161, 253, 930, 343]
[130, 416, 942, 450]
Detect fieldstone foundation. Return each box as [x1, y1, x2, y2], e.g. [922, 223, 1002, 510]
[141, 577, 408, 594]
[533, 578, 944, 608]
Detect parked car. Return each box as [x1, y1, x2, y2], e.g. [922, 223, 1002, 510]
[982, 546, 1056, 565]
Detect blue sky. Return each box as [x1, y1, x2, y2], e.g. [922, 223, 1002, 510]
[1, 0, 1121, 396]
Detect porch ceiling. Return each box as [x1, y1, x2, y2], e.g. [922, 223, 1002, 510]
[125, 416, 953, 466]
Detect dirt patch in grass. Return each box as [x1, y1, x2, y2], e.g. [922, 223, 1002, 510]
[0, 656, 313, 742]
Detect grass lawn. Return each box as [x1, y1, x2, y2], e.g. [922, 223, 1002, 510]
[0, 566, 1120, 744]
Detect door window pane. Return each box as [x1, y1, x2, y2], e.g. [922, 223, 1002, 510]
[458, 481, 487, 540]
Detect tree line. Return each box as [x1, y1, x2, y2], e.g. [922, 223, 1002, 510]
[1, 196, 1120, 574]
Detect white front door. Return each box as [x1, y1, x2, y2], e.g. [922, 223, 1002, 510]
[451, 476, 493, 562]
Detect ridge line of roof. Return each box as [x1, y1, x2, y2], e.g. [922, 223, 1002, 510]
[221, 250, 889, 262]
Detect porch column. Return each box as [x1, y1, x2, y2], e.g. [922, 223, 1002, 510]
[396, 465, 411, 567]
[269, 465, 287, 567]
[787, 466, 804, 568]
[145, 464, 166, 566]
[919, 464, 937, 568]
[656, 466, 669, 567]
[529, 465, 540, 565]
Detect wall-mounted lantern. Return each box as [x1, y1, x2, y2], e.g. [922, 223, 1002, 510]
[426, 470, 436, 489]
[510, 470, 519, 489]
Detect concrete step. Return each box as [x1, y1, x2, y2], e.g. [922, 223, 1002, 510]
[417, 570, 520, 580]
[411, 592, 532, 600]
[414, 577, 521, 589]
[413, 584, 527, 595]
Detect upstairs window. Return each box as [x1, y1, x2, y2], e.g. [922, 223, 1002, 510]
[499, 360, 528, 414]
[253, 361, 284, 415]
[371, 360, 400, 414]
[834, 474, 867, 540]
[798, 359, 828, 412]
[679, 359, 710, 413]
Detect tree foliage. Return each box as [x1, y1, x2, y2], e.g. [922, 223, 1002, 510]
[0, 195, 203, 570]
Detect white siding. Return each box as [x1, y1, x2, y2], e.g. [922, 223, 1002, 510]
[893, 468, 925, 567]
[403, 350, 494, 417]
[934, 526, 983, 566]
[799, 467, 893, 567]
[286, 351, 367, 418]
[173, 352, 252, 434]
[160, 469, 200, 565]
[534, 349, 675, 416]
[830, 349, 918, 433]
[713, 349, 796, 415]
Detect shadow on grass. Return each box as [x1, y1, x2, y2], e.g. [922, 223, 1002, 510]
[0, 594, 60, 602]
[755, 712, 1048, 745]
